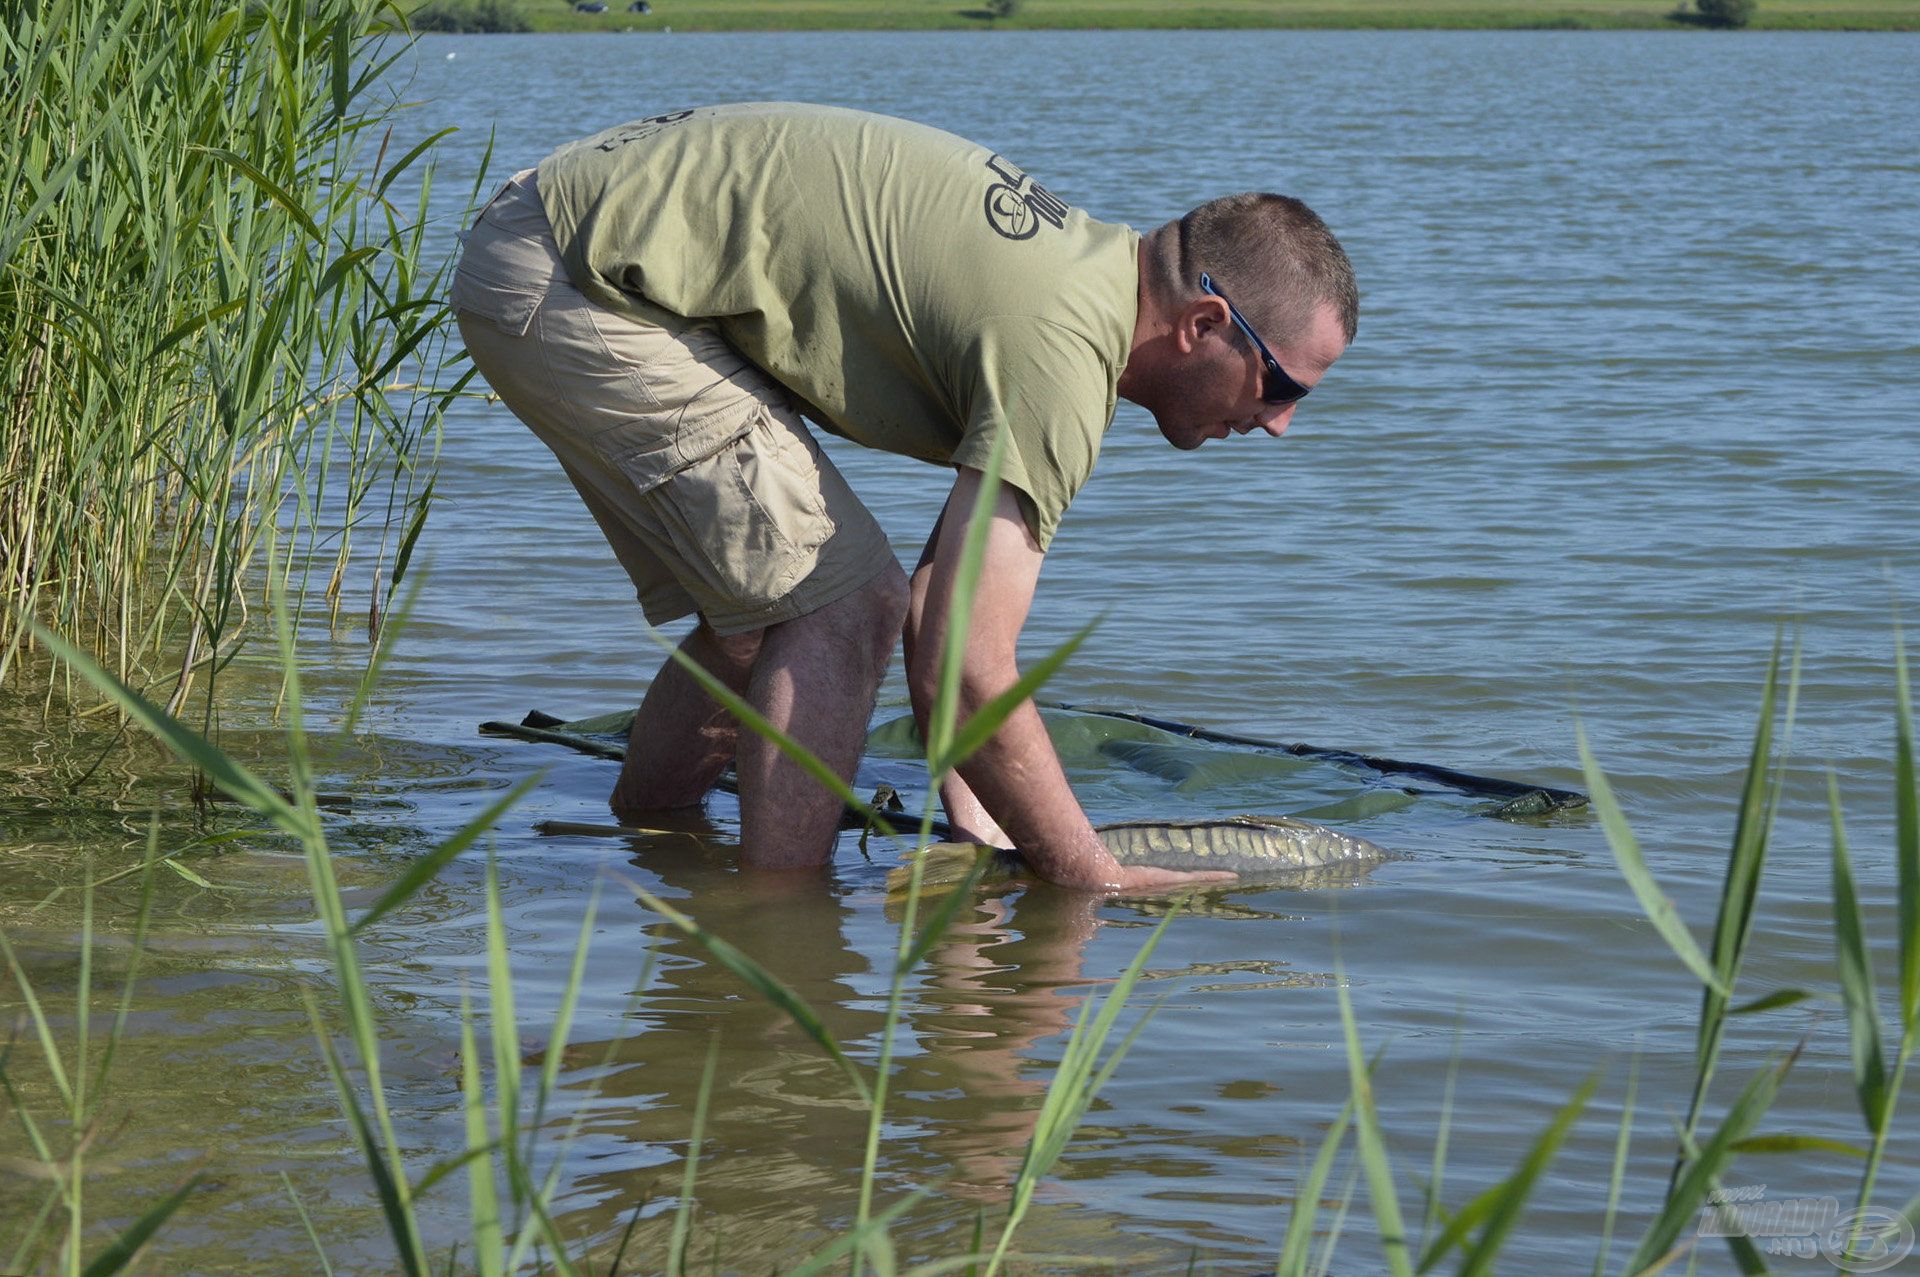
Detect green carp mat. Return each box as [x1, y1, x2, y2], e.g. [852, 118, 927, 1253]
[479, 704, 1586, 887]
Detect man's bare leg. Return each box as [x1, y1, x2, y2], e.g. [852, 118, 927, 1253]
[736, 563, 910, 870]
[611, 621, 763, 812]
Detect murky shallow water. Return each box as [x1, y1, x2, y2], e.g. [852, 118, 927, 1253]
[5, 29, 1919, 1274]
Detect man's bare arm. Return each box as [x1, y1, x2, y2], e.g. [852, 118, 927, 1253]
[903, 498, 1012, 848]
[902, 468, 1232, 892]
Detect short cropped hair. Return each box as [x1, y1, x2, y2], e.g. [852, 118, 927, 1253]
[1145, 193, 1358, 347]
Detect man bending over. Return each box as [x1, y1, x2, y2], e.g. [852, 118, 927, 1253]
[454, 103, 1357, 891]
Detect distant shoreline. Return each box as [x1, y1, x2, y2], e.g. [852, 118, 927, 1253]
[404, 1, 1920, 34]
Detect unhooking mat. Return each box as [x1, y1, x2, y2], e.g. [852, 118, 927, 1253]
[478, 702, 1587, 851]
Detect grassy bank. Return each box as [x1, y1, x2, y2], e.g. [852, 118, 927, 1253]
[411, 0, 1920, 33]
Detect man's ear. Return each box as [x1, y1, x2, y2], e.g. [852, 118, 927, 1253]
[1173, 296, 1230, 354]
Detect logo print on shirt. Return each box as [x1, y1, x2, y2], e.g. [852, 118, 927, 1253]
[594, 109, 696, 152]
[981, 154, 1070, 241]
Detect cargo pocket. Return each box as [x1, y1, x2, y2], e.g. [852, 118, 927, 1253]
[638, 408, 835, 613]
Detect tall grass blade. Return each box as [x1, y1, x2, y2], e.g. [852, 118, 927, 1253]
[1727, 1133, 1866, 1157]
[0, 932, 74, 1112]
[928, 619, 1096, 777]
[641, 626, 895, 836]
[280, 1171, 335, 1276]
[163, 859, 215, 889]
[628, 883, 871, 1103]
[348, 775, 540, 935]
[303, 991, 428, 1277]
[666, 1037, 720, 1276]
[532, 884, 601, 1139]
[1671, 643, 1789, 1194]
[495, 1148, 583, 1277]
[1313, 1166, 1364, 1277]
[78, 1173, 204, 1277]
[1592, 1052, 1640, 1277]
[1828, 772, 1887, 1130]
[1624, 1052, 1792, 1276]
[460, 990, 505, 1277]
[1275, 1098, 1354, 1277]
[926, 432, 1012, 771]
[1838, 628, 1920, 1271]
[377, 128, 462, 201]
[189, 146, 329, 243]
[4, 1183, 62, 1276]
[1727, 989, 1814, 1015]
[1576, 723, 1723, 994]
[899, 855, 989, 975]
[857, 795, 954, 1269]
[503, 949, 645, 1277]
[411, 1145, 500, 1198]
[1451, 1075, 1595, 1276]
[1417, 1025, 1463, 1256]
[1335, 975, 1414, 1277]
[786, 1192, 927, 1277]
[604, 1196, 645, 1277]
[986, 909, 1179, 1276]
[1894, 626, 1918, 1034]
[482, 850, 523, 1159]
[386, 479, 436, 595]
[0, 1063, 60, 1193]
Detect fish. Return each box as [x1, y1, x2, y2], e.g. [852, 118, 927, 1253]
[1095, 815, 1390, 872]
[885, 815, 1392, 898]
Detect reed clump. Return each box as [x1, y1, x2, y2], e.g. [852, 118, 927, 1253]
[0, 0, 468, 712]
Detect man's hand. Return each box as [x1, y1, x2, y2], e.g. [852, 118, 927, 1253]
[901, 468, 1235, 893]
[1051, 861, 1237, 895]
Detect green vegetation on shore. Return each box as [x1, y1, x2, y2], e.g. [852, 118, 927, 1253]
[2, 0, 466, 704]
[6, 2, 1918, 1271]
[406, 0, 1919, 33]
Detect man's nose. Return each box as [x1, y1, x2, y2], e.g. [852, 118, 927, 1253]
[1256, 402, 1297, 437]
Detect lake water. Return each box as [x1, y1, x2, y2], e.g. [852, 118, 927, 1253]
[5, 28, 1919, 1275]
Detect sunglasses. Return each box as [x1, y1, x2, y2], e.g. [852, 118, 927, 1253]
[1199, 273, 1312, 406]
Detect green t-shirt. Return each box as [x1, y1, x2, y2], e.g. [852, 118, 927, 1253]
[535, 103, 1140, 549]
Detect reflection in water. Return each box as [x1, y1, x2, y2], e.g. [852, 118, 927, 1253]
[540, 828, 1118, 1266]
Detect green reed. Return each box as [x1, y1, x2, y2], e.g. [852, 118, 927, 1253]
[1, 421, 1154, 1273]
[12, 583, 1920, 1270]
[4, 11, 1913, 1257]
[1253, 637, 1917, 1275]
[13, 481, 1920, 1274]
[0, 0, 468, 710]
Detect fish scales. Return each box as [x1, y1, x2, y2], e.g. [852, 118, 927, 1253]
[1096, 816, 1389, 875]
[886, 816, 1392, 898]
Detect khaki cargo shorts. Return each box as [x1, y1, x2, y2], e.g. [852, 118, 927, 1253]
[452, 170, 896, 636]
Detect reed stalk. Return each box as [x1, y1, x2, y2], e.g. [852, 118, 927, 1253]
[0, 0, 465, 710]
[17, 596, 1920, 1271]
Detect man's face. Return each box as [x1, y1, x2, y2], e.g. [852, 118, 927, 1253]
[1153, 301, 1347, 452]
